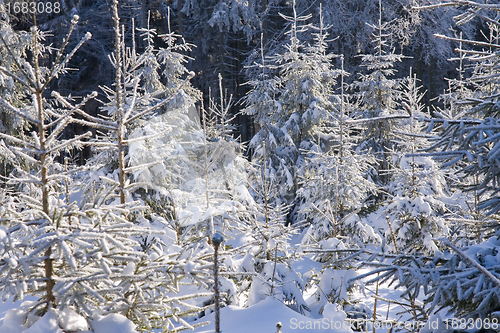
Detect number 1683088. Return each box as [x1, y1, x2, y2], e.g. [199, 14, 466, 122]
[5, 1, 61, 14]
[446, 318, 498, 330]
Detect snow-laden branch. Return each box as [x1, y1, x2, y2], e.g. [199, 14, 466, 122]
[122, 161, 162, 174]
[414, 0, 500, 11]
[125, 71, 195, 124]
[443, 240, 500, 289]
[346, 114, 410, 125]
[0, 97, 40, 124]
[0, 33, 37, 88]
[393, 130, 439, 139]
[303, 248, 434, 261]
[122, 77, 141, 122]
[422, 117, 482, 125]
[99, 176, 120, 186]
[52, 91, 117, 129]
[8, 146, 41, 165]
[0, 66, 35, 92]
[71, 117, 118, 131]
[42, 32, 92, 92]
[0, 132, 36, 149]
[435, 34, 500, 49]
[87, 141, 119, 149]
[47, 91, 98, 130]
[124, 127, 172, 145]
[7, 177, 42, 186]
[46, 131, 93, 154]
[407, 151, 468, 157]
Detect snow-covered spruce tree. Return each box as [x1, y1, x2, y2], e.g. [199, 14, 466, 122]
[244, 2, 340, 222]
[413, 30, 493, 249]
[368, 1, 500, 324]
[407, 1, 500, 259]
[89, 11, 251, 320]
[42, 3, 217, 331]
[352, 0, 409, 189]
[188, 75, 249, 243]
[0, 14, 95, 314]
[0, 14, 157, 332]
[383, 73, 451, 255]
[296, 57, 377, 320]
[146, 77, 251, 312]
[298, 53, 379, 251]
[418, 0, 500, 218]
[235, 143, 309, 315]
[107, 13, 255, 321]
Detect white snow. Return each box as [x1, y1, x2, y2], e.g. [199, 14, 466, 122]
[90, 313, 138, 333]
[58, 307, 90, 331]
[23, 309, 63, 333]
[190, 296, 352, 333]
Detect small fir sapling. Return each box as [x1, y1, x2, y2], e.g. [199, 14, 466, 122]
[296, 59, 375, 317]
[0, 14, 94, 314]
[79, 2, 224, 330]
[124, 61, 249, 316]
[237, 144, 309, 315]
[383, 73, 450, 255]
[425, 33, 493, 247]
[422, 1, 500, 216]
[0, 12, 190, 331]
[408, 1, 500, 322]
[298, 56, 379, 250]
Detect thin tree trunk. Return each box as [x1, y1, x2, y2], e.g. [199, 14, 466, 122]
[33, 21, 56, 308]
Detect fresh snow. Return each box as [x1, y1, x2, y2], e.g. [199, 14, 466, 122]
[0, 304, 137, 333]
[190, 296, 352, 333]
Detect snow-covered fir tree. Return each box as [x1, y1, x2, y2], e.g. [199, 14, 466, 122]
[352, 0, 408, 188]
[383, 74, 451, 254]
[298, 56, 379, 249]
[233, 143, 309, 315]
[244, 2, 340, 223]
[0, 12, 199, 332]
[0, 3, 222, 332]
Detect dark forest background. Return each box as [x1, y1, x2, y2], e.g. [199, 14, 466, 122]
[3, 0, 482, 158]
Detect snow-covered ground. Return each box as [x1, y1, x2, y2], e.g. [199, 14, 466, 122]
[0, 257, 450, 333]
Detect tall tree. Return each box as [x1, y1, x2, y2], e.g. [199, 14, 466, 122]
[243, 3, 339, 222]
[352, 0, 409, 188]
